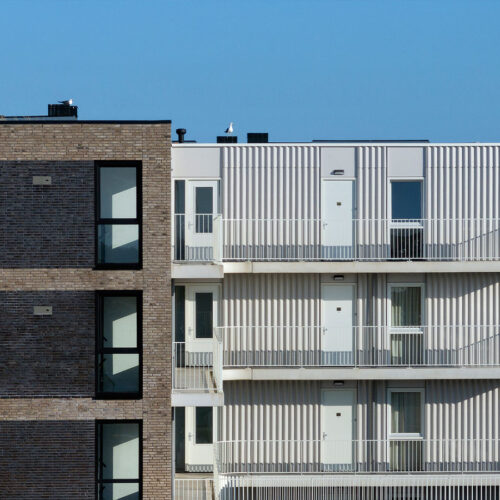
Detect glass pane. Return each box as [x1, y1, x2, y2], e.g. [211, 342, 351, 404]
[175, 286, 186, 342]
[195, 293, 213, 338]
[100, 482, 140, 500]
[103, 297, 138, 348]
[195, 407, 213, 444]
[100, 167, 137, 219]
[391, 287, 421, 326]
[100, 423, 139, 480]
[98, 224, 139, 264]
[391, 392, 421, 434]
[195, 187, 213, 214]
[175, 180, 185, 214]
[391, 181, 422, 219]
[100, 354, 140, 393]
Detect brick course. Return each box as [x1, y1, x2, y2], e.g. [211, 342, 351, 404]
[0, 122, 172, 499]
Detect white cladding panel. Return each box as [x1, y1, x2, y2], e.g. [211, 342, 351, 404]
[172, 146, 221, 178]
[387, 147, 424, 177]
[321, 147, 356, 178]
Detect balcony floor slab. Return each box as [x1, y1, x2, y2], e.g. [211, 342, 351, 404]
[223, 261, 500, 274]
[223, 367, 500, 381]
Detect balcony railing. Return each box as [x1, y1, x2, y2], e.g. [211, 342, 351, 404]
[215, 438, 500, 475]
[174, 217, 500, 262]
[217, 325, 500, 368]
[174, 478, 215, 500]
[172, 329, 223, 393]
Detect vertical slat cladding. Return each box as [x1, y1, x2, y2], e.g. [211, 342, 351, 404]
[223, 274, 321, 355]
[426, 273, 500, 361]
[356, 147, 387, 248]
[222, 146, 320, 220]
[426, 147, 500, 244]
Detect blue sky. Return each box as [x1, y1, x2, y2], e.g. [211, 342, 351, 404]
[1, 0, 500, 143]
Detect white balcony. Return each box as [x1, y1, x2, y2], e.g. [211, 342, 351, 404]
[174, 477, 215, 500]
[215, 438, 500, 475]
[172, 330, 224, 406]
[217, 325, 500, 369]
[174, 217, 500, 263]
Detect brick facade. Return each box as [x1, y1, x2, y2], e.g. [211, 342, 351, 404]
[0, 291, 94, 397]
[0, 161, 94, 268]
[0, 421, 95, 499]
[0, 122, 172, 499]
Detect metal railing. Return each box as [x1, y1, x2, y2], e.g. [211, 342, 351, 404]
[174, 214, 222, 261]
[172, 329, 223, 393]
[217, 325, 500, 368]
[216, 475, 500, 499]
[174, 217, 500, 262]
[175, 478, 214, 500]
[215, 438, 500, 475]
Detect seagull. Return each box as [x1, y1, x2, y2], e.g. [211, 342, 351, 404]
[225, 122, 234, 134]
[58, 99, 73, 106]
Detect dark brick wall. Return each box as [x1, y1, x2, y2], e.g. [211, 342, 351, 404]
[0, 161, 94, 268]
[0, 291, 94, 397]
[0, 420, 94, 499]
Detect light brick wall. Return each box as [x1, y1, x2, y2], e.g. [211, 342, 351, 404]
[0, 122, 172, 499]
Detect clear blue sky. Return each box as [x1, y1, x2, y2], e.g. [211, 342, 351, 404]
[1, 0, 500, 143]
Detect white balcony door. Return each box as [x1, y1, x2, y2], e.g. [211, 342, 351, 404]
[185, 406, 216, 472]
[185, 180, 219, 260]
[186, 284, 219, 360]
[321, 284, 355, 365]
[321, 180, 354, 258]
[321, 389, 355, 471]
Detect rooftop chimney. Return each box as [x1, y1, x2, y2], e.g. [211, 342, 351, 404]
[217, 136, 237, 143]
[48, 102, 78, 119]
[247, 132, 268, 143]
[176, 128, 186, 143]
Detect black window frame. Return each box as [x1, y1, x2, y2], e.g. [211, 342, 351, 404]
[96, 290, 143, 400]
[96, 419, 143, 500]
[95, 161, 143, 270]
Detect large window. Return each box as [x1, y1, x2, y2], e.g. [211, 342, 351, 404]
[97, 292, 142, 398]
[97, 421, 142, 500]
[389, 285, 423, 365]
[96, 162, 141, 268]
[388, 389, 424, 471]
[391, 181, 422, 220]
[195, 292, 213, 339]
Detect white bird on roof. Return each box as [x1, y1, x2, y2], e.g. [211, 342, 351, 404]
[225, 122, 233, 134]
[58, 99, 73, 106]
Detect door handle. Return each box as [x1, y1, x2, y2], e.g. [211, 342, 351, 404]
[323, 432, 327, 440]
[188, 432, 193, 441]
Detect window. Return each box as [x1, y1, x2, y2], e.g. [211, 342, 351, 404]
[195, 407, 213, 444]
[96, 421, 142, 500]
[388, 389, 424, 471]
[96, 292, 142, 398]
[195, 186, 213, 233]
[389, 285, 423, 365]
[195, 292, 213, 339]
[174, 180, 186, 261]
[96, 162, 141, 268]
[390, 391, 422, 436]
[390, 286, 422, 327]
[391, 181, 422, 220]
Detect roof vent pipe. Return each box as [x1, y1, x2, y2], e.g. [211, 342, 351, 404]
[176, 128, 186, 143]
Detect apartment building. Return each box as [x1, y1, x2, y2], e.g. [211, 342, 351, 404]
[172, 134, 500, 499]
[0, 104, 172, 499]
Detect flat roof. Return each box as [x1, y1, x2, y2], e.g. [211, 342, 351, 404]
[0, 119, 171, 124]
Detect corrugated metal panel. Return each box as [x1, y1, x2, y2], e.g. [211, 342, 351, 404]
[426, 273, 500, 362]
[222, 145, 320, 220]
[426, 146, 500, 220]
